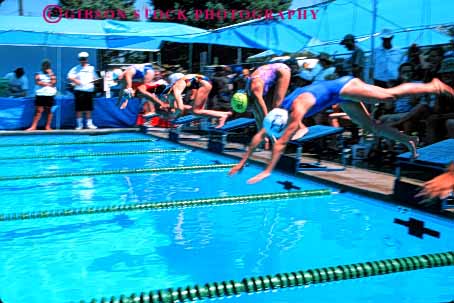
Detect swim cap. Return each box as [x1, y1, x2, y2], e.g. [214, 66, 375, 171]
[168, 73, 185, 85]
[263, 108, 288, 139]
[230, 91, 248, 113]
[111, 68, 122, 80]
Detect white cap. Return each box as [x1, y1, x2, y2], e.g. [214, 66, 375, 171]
[263, 108, 289, 139]
[168, 73, 185, 85]
[78, 51, 89, 58]
[381, 28, 393, 39]
[111, 68, 123, 80]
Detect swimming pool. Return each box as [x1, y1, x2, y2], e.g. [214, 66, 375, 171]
[0, 132, 452, 303]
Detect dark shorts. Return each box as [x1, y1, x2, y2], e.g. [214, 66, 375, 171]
[35, 95, 54, 107]
[74, 90, 94, 112]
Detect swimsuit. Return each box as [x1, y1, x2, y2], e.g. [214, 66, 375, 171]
[132, 64, 154, 80]
[183, 74, 211, 89]
[249, 63, 290, 95]
[281, 76, 354, 117]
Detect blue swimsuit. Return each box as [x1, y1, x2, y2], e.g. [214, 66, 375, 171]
[132, 64, 154, 80]
[281, 76, 354, 117]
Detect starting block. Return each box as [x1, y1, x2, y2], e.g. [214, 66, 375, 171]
[207, 118, 256, 153]
[394, 139, 454, 209]
[168, 115, 203, 142]
[276, 125, 345, 173]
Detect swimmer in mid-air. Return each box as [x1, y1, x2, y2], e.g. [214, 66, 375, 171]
[229, 75, 454, 184]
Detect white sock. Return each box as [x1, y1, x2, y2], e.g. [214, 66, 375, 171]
[77, 118, 83, 127]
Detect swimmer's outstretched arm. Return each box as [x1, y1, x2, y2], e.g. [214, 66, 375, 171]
[247, 118, 300, 184]
[247, 98, 309, 184]
[229, 129, 267, 176]
[137, 85, 169, 110]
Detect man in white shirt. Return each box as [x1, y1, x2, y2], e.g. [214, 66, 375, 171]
[373, 29, 404, 88]
[4, 67, 28, 97]
[67, 52, 99, 130]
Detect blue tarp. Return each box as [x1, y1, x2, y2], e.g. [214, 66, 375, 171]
[0, 96, 142, 130]
[280, 0, 453, 53]
[167, 19, 312, 53]
[0, 16, 207, 51]
[0, 15, 313, 53]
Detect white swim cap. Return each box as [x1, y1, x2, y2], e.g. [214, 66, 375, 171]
[168, 73, 185, 85]
[111, 68, 122, 80]
[263, 108, 289, 139]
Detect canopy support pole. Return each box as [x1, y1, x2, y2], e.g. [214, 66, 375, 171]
[369, 0, 377, 82]
[207, 44, 212, 65]
[236, 48, 242, 64]
[188, 43, 193, 72]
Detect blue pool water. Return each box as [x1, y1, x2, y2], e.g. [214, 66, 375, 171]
[0, 132, 452, 303]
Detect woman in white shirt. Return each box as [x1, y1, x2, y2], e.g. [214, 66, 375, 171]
[26, 59, 57, 131]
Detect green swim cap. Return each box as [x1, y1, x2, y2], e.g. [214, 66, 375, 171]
[231, 92, 248, 113]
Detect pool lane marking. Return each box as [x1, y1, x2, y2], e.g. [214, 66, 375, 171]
[0, 189, 331, 222]
[0, 138, 157, 147]
[0, 148, 190, 160]
[0, 163, 236, 182]
[79, 251, 454, 303]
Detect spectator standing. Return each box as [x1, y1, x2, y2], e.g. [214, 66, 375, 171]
[340, 34, 365, 79]
[4, 67, 28, 97]
[67, 52, 99, 130]
[373, 29, 404, 88]
[26, 59, 57, 131]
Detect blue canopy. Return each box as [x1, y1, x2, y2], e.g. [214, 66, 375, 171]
[283, 0, 453, 54]
[168, 19, 312, 53]
[0, 15, 312, 53]
[0, 16, 207, 51]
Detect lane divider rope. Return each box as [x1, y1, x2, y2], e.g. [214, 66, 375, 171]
[0, 163, 235, 182]
[0, 149, 190, 161]
[0, 138, 157, 148]
[79, 251, 454, 303]
[0, 189, 331, 222]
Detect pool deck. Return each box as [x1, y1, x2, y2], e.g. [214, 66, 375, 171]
[1, 127, 452, 217]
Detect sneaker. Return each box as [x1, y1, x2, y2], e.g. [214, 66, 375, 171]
[76, 118, 83, 130]
[86, 119, 97, 129]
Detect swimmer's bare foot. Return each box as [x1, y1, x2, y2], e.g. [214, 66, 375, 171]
[45, 126, 53, 131]
[25, 127, 36, 131]
[215, 112, 232, 129]
[291, 126, 309, 141]
[215, 115, 228, 128]
[406, 136, 420, 159]
[431, 78, 454, 97]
